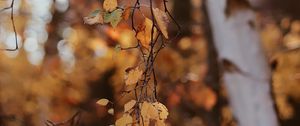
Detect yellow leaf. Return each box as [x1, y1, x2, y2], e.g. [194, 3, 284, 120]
[96, 98, 110, 106]
[103, 0, 118, 12]
[115, 114, 133, 126]
[108, 108, 114, 115]
[124, 84, 136, 92]
[153, 102, 169, 120]
[156, 119, 166, 126]
[153, 8, 169, 39]
[141, 102, 159, 120]
[136, 18, 157, 49]
[124, 66, 143, 85]
[124, 100, 136, 113]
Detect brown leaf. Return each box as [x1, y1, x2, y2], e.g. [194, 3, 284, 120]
[103, 0, 118, 12]
[136, 18, 157, 49]
[153, 8, 169, 39]
[122, 7, 131, 21]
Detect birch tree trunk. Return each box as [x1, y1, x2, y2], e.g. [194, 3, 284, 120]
[205, 0, 278, 126]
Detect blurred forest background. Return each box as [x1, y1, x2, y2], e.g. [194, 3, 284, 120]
[0, 0, 299, 126]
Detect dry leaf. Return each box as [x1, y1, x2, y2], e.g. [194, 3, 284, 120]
[103, 0, 118, 12]
[83, 10, 103, 25]
[124, 100, 136, 112]
[156, 119, 167, 126]
[136, 18, 157, 49]
[140, 102, 168, 126]
[124, 84, 136, 92]
[153, 8, 169, 39]
[153, 102, 169, 120]
[124, 66, 143, 85]
[122, 7, 131, 21]
[141, 102, 159, 120]
[96, 98, 110, 106]
[139, 118, 150, 126]
[108, 108, 114, 115]
[115, 114, 133, 126]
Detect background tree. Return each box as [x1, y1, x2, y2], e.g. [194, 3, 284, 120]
[205, 0, 278, 126]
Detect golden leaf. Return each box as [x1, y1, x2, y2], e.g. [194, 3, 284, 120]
[153, 8, 169, 39]
[153, 102, 169, 120]
[124, 100, 136, 113]
[136, 18, 157, 49]
[103, 0, 118, 12]
[115, 114, 133, 126]
[124, 66, 143, 85]
[156, 119, 167, 126]
[141, 102, 159, 120]
[96, 98, 110, 106]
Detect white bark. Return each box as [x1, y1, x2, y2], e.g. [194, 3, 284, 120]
[206, 1, 278, 126]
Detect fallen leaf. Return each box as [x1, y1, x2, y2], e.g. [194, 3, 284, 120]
[115, 114, 133, 126]
[104, 9, 123, 28]
[124, 100, 136, 113]
[103, 0, 118, 12]
[136, 18, 157, 49]
[153, 8, 169, 39]
[96, 98, 110, 106]
[124, 66, 143, 85]
[83, 9, 103, 25]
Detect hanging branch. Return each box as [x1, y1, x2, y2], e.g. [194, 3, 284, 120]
[84, 0, 181, 125]
[120, 0, 179, 101]
[0, 0, 18, 51]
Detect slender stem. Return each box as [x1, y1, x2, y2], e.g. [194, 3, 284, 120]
[131, 0, 140, 32]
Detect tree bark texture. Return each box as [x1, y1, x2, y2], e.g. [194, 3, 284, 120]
[205, 0, 278, 126]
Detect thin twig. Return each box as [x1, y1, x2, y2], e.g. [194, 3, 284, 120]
[163, 0, 181, 41]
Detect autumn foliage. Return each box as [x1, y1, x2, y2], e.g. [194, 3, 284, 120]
[84, 0, 177, 125]
[0, 0, 300, 126]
